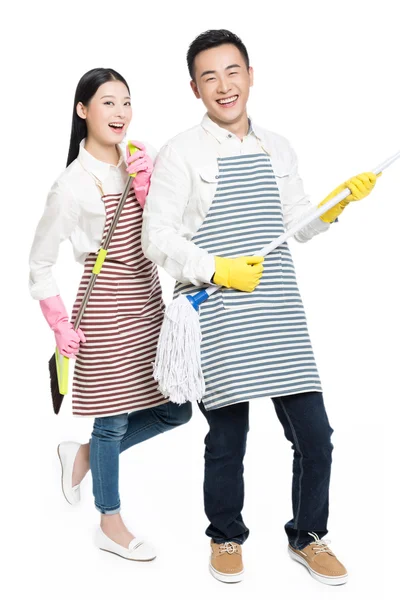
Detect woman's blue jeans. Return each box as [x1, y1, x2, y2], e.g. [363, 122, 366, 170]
[90, 401, 192, 514]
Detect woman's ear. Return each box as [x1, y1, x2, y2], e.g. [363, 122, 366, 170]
[76, 102, 87, 119]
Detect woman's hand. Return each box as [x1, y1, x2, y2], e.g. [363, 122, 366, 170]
[126, 140, 154, 208]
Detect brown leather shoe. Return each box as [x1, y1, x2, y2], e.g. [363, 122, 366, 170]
[289, 533, 348, 585]
[210, 541, 244, 583]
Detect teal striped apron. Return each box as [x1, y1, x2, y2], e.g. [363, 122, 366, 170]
[174, 152, 322, 410]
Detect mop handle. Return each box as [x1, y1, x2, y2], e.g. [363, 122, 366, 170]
[189, 149, 400, 307]
[73, 145, 140, 329]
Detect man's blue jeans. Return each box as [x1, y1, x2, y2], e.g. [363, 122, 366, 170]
[199, 391, 334, 549]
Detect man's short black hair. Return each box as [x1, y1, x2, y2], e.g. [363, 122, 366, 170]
[187, 29, 250, 80]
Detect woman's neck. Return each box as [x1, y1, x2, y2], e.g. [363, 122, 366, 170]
[84, 137, 120, 166]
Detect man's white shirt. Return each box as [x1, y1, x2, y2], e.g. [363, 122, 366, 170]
[142, 113, 329, 287]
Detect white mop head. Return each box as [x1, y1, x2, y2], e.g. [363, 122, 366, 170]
[153, 295, 205, 404]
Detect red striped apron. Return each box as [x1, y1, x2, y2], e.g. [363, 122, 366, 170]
[71, 188, 167, 418]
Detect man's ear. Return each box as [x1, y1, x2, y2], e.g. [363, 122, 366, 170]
[248, 66, 254, 88]
[190, 79, 201, 99]
[76, 102, 87, 119]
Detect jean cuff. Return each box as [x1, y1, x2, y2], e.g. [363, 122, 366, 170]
[212, 537, 244, 545]
[95, 503, 120, 515]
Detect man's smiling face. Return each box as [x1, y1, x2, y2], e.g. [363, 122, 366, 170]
[190, 43, 253, 129]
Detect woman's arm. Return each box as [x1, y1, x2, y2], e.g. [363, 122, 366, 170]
[29, 179, 79, 300]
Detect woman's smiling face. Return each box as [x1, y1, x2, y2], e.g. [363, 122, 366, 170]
[77, 80, 132, 146]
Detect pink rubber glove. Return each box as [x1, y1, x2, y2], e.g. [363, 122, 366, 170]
[39, 295, 86, 358]
[126, 140, 154, 208]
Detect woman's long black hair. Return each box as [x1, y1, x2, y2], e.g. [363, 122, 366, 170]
[66, 68, 130, 167]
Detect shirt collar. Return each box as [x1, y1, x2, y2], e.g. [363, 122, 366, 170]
[78, 139, 124, 183]
[201, 113, 261, 143]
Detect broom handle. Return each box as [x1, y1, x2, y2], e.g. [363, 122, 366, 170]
[200, 149, 400, 300]
[72, 175, 133, 330]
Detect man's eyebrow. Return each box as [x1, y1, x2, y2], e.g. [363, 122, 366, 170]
[200, 70, 216, 78]
[200, 64, 242, 78]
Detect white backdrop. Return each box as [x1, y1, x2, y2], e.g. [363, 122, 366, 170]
[2, 0, 399, 598]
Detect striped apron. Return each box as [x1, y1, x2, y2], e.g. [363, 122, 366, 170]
[71, 188, 167, 418]
[174, 153, 322, 411]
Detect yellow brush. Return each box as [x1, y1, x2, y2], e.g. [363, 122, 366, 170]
[49, 144, 139, 414]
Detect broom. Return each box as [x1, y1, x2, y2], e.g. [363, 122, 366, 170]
[49, 143, 139, 414]
[153, 149, 400, 405]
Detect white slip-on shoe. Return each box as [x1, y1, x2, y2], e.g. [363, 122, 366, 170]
[57, 442, 82, 505]
[95, 527, 157, 561]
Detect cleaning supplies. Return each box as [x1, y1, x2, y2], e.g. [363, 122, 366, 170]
[49, 144, 139, 414]
[153, 149, 400, 405]
[213, 255, 264, 292]
[318, 172, 378, 223]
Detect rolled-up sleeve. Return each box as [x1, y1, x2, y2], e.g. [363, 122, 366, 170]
[281, 144, 330, 243]
[146, 141, 158, 163]
[29, 180, 79, 300]
[142, 143, 215, 286]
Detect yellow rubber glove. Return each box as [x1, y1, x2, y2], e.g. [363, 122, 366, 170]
[213, 256, 264, 292]
[318, 172, 378, 223]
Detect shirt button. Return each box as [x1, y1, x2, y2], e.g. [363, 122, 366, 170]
[227, 134, 232, 138]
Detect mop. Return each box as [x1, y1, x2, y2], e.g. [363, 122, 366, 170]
[153, 149, 400, 405]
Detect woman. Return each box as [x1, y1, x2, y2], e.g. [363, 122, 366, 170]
[29, 68, 191, 561]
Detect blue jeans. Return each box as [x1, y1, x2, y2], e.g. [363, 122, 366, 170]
[90, 401, 192, 514]
[199, 391, 334, 549]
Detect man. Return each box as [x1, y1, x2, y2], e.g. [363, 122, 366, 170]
[142, 29, 376, 585]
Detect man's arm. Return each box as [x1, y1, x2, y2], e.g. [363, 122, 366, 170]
[141, 143, 215, 286]
[280, 144, 331, 243]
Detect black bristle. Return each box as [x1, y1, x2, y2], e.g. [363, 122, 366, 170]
[49, 353, 64, 414]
